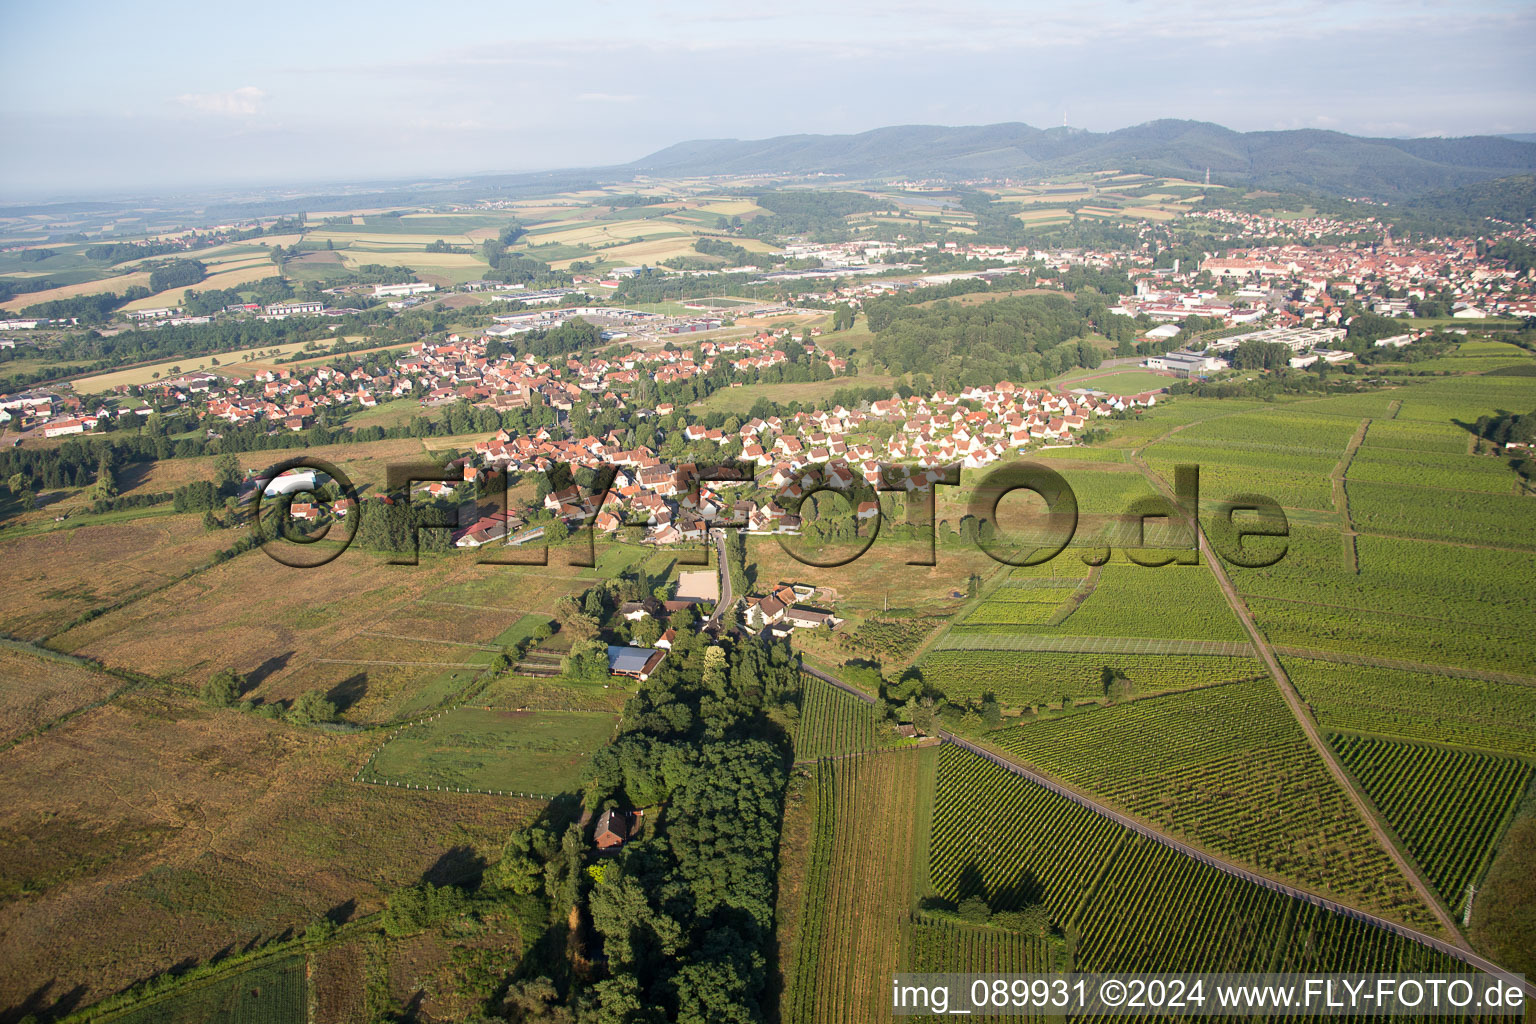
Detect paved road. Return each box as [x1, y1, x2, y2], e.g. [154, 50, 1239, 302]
[796, 662, 1530, 991]
[704, 528, 735, 630]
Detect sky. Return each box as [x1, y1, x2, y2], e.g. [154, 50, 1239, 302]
[2, 0, 1533, 199]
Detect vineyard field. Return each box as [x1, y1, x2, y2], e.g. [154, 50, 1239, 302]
[1236, 526, 1536, 627]
[959, 601, 1059, 626]
[1284, 658, 1536, 757]
[991, 679, 1438, 927]
[1246, 596, 1530, 675]
[1332, 735, 1534, 907]
[1042, 563, 1249, 641]
[1356, 418, 1470, 455]
[1146, 444, 1337, 511]
[920, 650, 1264, 707]
[903, 915, 1059, 973]
[928, 745, 1474, 977]
[1226, 525, 1536, 675]
[1347, 446, 1518, 494]
[1075, 832, 1468, 975]
[781, 748, 938, 1024]
[935, 635, 1254, 655]
[795, 675, 883, 760]
[110, 955, 306, 1024]
[929, 745, 1126, 921]
[1347, 480, 1536, 550]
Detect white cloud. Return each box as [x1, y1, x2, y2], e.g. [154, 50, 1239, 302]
[176, 86, 266, 116]
[575, 92, 638, 103]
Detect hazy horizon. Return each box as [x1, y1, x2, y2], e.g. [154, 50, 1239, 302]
[3, 0, 1534, 199]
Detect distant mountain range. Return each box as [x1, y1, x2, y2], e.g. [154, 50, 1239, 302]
[10, 120, 1535, 225]
[627, 120, 1536, 199]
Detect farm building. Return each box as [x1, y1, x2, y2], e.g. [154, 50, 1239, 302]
[607, 645, 665, 681]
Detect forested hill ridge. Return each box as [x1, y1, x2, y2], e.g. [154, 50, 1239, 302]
[628, 119, 1536, 199]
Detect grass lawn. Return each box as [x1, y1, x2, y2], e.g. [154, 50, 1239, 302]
[692, 374, 895, 414]
[345, 396, 422, 430]
[1064, 370, 1176, 392]
[365, 708, 618, 795]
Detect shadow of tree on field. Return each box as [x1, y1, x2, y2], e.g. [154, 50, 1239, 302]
[399, 990, 426, 1023]
[325, 673, 368, 714]
[0, 980, 87, 1024]
[421, 844, 488, 888]
[245, 651, 293, 688]
[325, 898, 357, 925]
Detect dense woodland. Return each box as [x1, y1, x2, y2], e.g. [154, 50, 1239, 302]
[865, 293, 1113, 387]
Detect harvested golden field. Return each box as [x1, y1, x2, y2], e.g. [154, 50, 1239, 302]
[582, 235, 701, 264]
[1, 271, 154, 312]
[338, 250, 485, 269]
[120, 261, 279, 311]
[1014, 209, 1073, 224]
[0, 515, 238, 641]
[71, 339, 338, 392]
[46, 547, 463, 688]
[0, 647, 124, 746]
[528, 219, 689, 247]
[117, 436, 426, 499]
[696, 199, 765, 216]
[0, 688, 537, 1008]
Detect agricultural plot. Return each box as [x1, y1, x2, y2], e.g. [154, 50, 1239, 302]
[929, 745, 1125, 921]
[1253, 598, 1531, 676]
[363, 708, 617, 796]
[109, 954, 307, 1024]
[929, 745, 1468, 976]
[781, 749, 937, 1024]
[1145, 441, 1337, 511]
[1140, 404, 1375, 513]
[958, 600, 1057, 626]
[1347, 480, 1535, 550]
[0, 646, 126, 746]
[47, 543, 466, 689]
[919, 650, 1263, 707]
[902, 916, 1060, 1021]
[1357, 418, 1470, 455]
[1231, 524, 1536, 675]
[992, 679, 1438, 927]
[947, 560, 1246, 642]
[831, 611, 951, 664]
[1392, 375, 1536, 428]
[936, 635, 1253, 655]
[794, 675, 883, 761]
[0, 689, 535, 1006]
[0, 514, 238, 641]
[1, 269, 154, 311]
[1331, 735, 1533, 908]
[1347, 446, 1518, 494]
[1075, 833, 1463, 975]
[1284, 659, 1536, 757]
[121, 260, 278, 310]
[1046, 563, 1248, 640]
